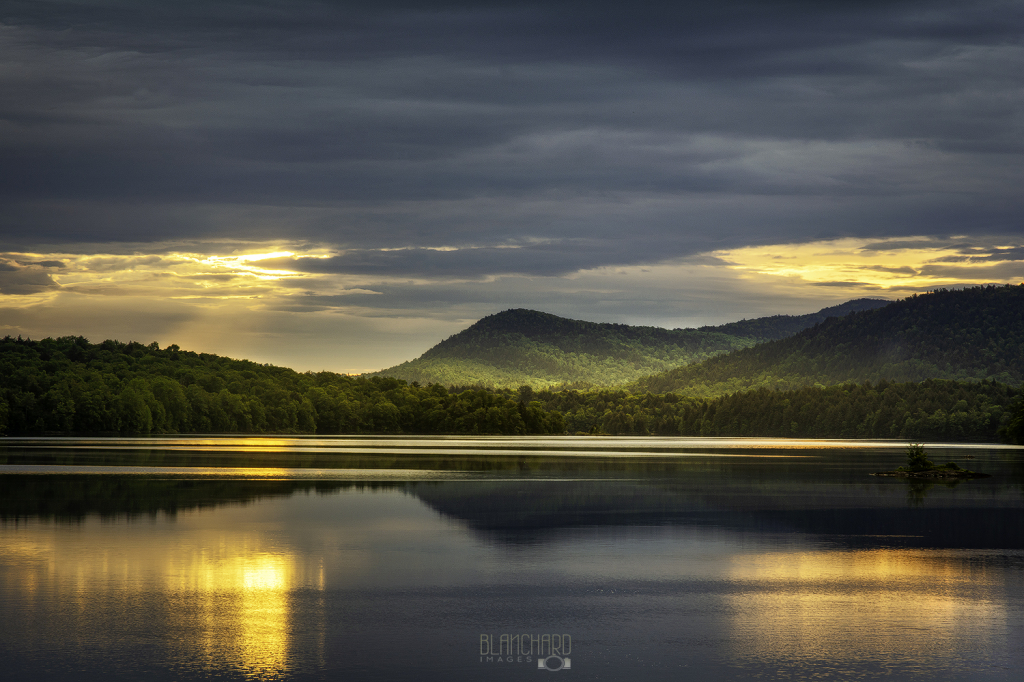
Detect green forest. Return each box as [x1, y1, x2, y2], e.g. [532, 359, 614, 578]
[374, 299, 888, 389]
[531, 379, 1022, 442]
[2, 285, 1023, 443]
[635, 285, 1024, 396]
[0, 336, 564, 436]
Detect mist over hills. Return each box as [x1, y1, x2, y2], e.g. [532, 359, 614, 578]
[635, 284, 1024, 397]
[374, 298, 890, 388]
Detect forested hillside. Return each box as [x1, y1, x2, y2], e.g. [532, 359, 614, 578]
[3, 285, 1022, 442]
[635, 285, 1024, 397]
[0, 336, 563, 436]
[531, 379, 1019, 442]
[376, 299, 888, 388]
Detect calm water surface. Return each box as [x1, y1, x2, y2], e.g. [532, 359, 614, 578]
[1, 436, 1022, 681]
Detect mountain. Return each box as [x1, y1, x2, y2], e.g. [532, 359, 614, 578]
[374, 298, 890, 388]
[634, 284, 1024, 396]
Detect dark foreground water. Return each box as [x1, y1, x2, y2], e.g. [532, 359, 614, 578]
[1, 436, 1023, 681]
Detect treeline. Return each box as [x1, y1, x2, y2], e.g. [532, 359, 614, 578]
[0, 336, 564, 436]
[636, 285, 1024, 396]
[532, 379, 1022, 442]
[4, 335, 1022, 443]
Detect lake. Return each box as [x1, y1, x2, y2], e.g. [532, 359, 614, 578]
[1, 436, 1023, 681]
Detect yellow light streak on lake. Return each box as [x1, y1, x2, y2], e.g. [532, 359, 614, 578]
[2, 520, 332, 679]
[727, 548, 1006, 668]
[167, 550, 295, 678]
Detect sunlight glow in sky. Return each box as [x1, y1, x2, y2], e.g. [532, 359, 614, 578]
[2, 235, 1021, 373]
[716, 238, 1024, 291]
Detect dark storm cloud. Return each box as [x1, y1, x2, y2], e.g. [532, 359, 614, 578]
[862, 264, 917, 274]
[919, 261, 1024, 279]
[860, 239, 1024, 262]
[261, 237, 663, 278]
[1, 0, 1022, 272]
[11, 259, 65, 268]
[0, 260, 59, 294]
[811, 281, 882, 288]
[928, 247, 1024, 263]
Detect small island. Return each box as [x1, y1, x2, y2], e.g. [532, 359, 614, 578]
[871, 443, 990, 479]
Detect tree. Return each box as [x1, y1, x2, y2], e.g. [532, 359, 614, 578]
[904, 443, 933, 471]
[1001, 390, 1024, 444]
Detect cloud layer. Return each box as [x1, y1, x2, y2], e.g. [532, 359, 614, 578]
[1, 236, 1021, 372]
[1, 1, 1021, 368]
[3, 1, 1022, 252]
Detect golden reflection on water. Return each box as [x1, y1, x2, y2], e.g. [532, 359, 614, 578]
[168, 550, 301, 678]
[728, 549, 1006, 668]
[15, 434, 1005, 453]
[3, 523, 324, 680]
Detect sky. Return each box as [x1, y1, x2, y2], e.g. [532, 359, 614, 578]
[1, 0, 1022, 373]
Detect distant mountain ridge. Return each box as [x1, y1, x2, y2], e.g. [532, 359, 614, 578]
[634, 284, 1024, 396]
[374, 298, 890, 388]
[705, 299, 897, 339]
